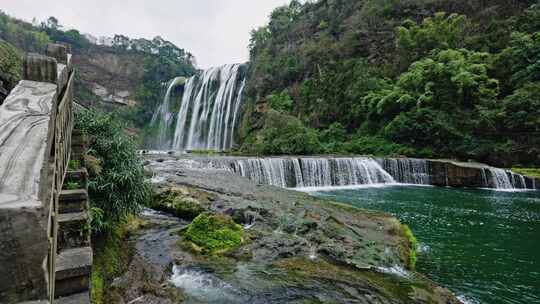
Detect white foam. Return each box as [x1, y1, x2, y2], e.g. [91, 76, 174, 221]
[169, 265, 241, 302]
[295, 183, 433, 193]
[376, 265, 411, 279]
[457, 294, 480, 304]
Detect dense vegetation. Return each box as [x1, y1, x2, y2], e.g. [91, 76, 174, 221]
[0, 40, 21, 93]
[75, 110, 151, 232]
[107, 36, 196, 130]
[241, 0, 540, 167]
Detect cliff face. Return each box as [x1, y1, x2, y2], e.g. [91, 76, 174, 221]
[428, 160, 540, 190]
[73, 46, 145, 108]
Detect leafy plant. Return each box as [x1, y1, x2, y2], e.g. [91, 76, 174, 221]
[75, 110, 151, 232]
[0, 40, 22, 90]
[64, 181, 80, 190]
[396, 12, 468, 70]
[267, 89, 293, 112]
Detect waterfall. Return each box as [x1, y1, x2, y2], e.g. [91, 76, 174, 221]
[150, 77, 185, 149]
[488, 168, 514, 189]
[380, 158, 431, 185]
[162, 156, 536, 190]
[485, 168, 531, 190]
[230, 157, 395, 188]
[172, 64, 246, 151]
[232, 158, 293, 188]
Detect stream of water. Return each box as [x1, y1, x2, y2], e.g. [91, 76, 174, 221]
[314, 186, 540, 304]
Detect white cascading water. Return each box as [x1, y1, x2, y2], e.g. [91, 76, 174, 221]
[165, 156, 535, 190]
[172, 64, 246, 151]
[381, 158, 431, 185]
[230, 157, 395, 188]
[485, 168, 528, 190]
[150, 77, 185, 149]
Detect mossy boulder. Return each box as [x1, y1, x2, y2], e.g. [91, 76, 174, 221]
[183, 213, 243, 254]
[152, 187, 210, 220]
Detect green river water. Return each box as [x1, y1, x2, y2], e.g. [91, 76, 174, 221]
[314, 186, 540, 304]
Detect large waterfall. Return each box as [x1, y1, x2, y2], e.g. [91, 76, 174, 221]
[172, 64, 246, 151]
[150, 64, 246, 151]
[150, 77, 186, 149]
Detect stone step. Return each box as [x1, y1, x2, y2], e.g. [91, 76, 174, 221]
[55, 247, 92, 298]
[58, 212, 90, 251]
[65, 169, 88, 183]
[59, 189, 88, 214]
[55, 292, 89, 304]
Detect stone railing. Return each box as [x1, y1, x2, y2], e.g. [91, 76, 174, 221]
[0, 43, 78, 303]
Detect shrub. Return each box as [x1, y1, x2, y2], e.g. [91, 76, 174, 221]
[248, 110, 323, 155]
[343, 135, 414, 157]
[0, 40, 22, 90]
[267, 89, 293, 112]
[75, 110, 151, 232]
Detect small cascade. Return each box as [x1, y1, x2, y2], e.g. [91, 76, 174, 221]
[381, 158, 431, 185]
[485, 168, 531, 190]
[150, 77, 185, 149]
[489, 168, 515, 189]
[481, 169, 489, 187]
[301, 158, 395, 187]
[172, 64, 246, 151]
[232, 158, 293, 188]
[230, 157, 395, 188]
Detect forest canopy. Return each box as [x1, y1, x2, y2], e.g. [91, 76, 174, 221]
[241, 0, 540, 167]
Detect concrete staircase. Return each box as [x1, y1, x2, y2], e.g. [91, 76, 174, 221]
[54, 131, 91, 303]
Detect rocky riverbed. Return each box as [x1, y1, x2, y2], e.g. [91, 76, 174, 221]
[103, 155, 461, 303]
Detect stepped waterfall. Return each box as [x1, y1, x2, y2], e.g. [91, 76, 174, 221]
[150, 64, 246, 151]
[230, 158, 396, 188]
[176, 157, 536, 191]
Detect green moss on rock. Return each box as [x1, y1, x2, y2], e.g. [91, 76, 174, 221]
[152, 187, 209, 220]
[184, 213, 243, 254]
[512, 167, 540, 179]
[401, 224, 417, 270]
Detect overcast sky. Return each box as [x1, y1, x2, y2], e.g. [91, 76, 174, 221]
[2, 0, 291, 68]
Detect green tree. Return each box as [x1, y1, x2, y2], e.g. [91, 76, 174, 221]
[299, 58, 385, 129]
[267, 89, 293, 112]
[500, 82, 540, 133]
[362, 49, 499, 157]
[505, 31, 540, 86]
[247, 110, 322, 155]
[396, 12, 468, 70]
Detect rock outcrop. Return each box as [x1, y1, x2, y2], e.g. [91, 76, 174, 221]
[105, 155, 462, 303]
[73, 46, 145, 108]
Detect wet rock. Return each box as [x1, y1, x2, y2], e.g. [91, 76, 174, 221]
[151, 187, 214, 220]
[108, 155, 463, 303]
